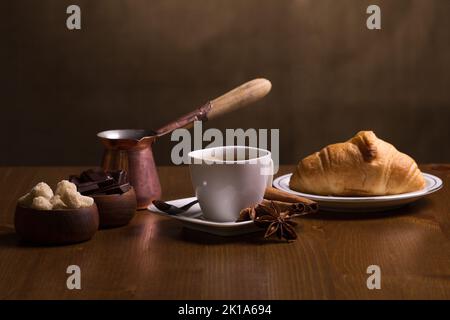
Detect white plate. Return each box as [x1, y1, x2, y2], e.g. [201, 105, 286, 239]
[147, 197, 260, 236]
[273, 173, 443, 212]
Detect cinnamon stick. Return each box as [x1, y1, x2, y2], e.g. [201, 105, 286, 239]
[237, 190, 319, 222]
[264, 187, 316, 206]
[260, 199, 308, 215]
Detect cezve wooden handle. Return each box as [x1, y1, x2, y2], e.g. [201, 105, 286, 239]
[207, 78, 272, 120]
[155, 78, 271, 136]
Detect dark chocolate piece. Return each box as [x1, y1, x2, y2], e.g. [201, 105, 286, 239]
[110, 170, 128, 184]
[81, 168, 113, 184]
[97, 176, 115, 188]
[69, 175, 81, 185]
[76, 182, 100, 195]
[70, 169, 130, 196]
[97, 183, 131, 195]
[81, 168, 105, 182]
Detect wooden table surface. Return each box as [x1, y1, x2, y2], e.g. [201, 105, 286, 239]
[0, 165, 449, 300]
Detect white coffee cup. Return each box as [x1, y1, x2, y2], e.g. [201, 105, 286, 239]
[188, 146, 273, 222]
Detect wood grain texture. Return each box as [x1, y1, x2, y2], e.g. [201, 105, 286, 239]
[208, 78, 272, 120]
[0, 165, 449, 299]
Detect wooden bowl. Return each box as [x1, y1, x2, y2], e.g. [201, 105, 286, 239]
[92, 187, 137, 228]
[15, 204, 99, 245]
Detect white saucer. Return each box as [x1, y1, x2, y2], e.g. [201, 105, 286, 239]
[273, 173, 443, 212]
[147, 197, 260, 236]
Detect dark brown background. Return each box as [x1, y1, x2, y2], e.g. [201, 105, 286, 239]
[2, 0, 450, 165]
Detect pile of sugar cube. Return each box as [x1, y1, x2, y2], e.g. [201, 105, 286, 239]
[18, 180, 94, 210]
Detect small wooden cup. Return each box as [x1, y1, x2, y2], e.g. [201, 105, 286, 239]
[92, 187, 137, 229]
[15, 204, 99, 245]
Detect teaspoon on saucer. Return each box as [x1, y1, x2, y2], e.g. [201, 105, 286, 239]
[152, 199, 199, 215]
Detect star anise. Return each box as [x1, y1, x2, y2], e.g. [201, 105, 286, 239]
[253, 201, 298, 241]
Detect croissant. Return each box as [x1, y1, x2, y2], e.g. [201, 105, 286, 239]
[290, 131, 426, 196]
